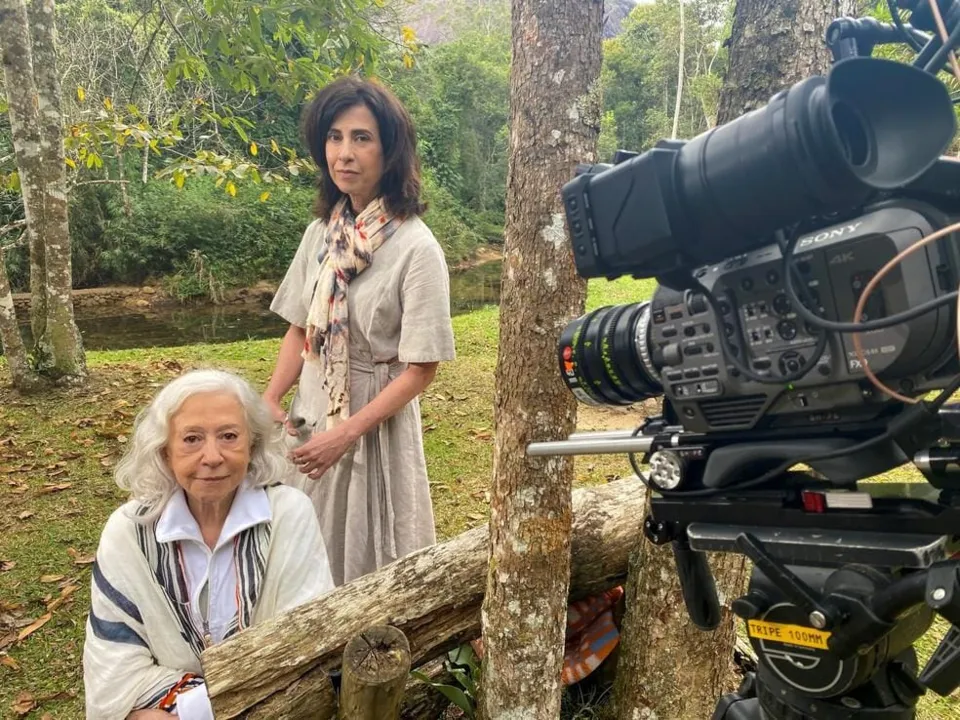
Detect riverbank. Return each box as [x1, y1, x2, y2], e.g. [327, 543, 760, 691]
[11, 245, 506, 319]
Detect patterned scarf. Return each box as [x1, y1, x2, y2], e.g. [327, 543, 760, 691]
[303, 196, 401, 429]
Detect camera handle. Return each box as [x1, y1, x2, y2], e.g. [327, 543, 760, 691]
[826, 16, 929, 60]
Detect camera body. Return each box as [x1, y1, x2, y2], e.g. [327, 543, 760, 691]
[560, 198, 960, 435]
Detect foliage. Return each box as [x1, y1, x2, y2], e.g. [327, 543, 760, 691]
[411, 644, 481, 718]
[4, 179, 315, 294]
[601, 0, 731, 154]
[390, 16, 511, 238]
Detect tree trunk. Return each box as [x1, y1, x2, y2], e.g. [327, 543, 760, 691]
[671, 0, 686, 139]
[479, 1, 603, 717]
[201, 476, 647, 718]
[338, 626, 411, 720]
[613, 498, 748, 719]
[0, 0, 45, 346]
[716, 0, 858, 122]
[0, 245, 37, 389]
[25, 0, 86, 381]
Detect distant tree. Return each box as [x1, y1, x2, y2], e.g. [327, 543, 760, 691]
[0, 0, 85, 384]
[602, 0, 730, 153]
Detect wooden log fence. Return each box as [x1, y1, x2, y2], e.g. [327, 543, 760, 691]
[201, 475, 647, 718]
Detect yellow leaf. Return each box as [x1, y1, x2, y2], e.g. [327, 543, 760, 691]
[64, 157, 76, 170]
[401, 25, 417, 44]
[259, 191, 270, 202]
[76, 87, 85, 102]
[174, 173, 185, 189]
[249, 142, 258, 156]
[226, 181, 237, 197]
[403, 53, 414, 69]
[270, 139, 280, 154]
[103, 97, 113, 112]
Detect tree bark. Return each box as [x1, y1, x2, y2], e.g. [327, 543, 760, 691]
[201, 476, 647, 718]
[338, 626, 411, 720]
[242, 670, 337, 720]
[671, 0, 686, 139]
[0, 245, 37, 389]
[613, 497, 748, 719]
[479, 1, 603, 717]
[0, 0, 86, 383]
[716, 0, 859, 122]
[25, 0, 86, 381]
[614, 3, 860, 718]
[0, 0, 46, 347]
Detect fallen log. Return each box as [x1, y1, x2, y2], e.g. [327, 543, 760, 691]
[203, 475, 647, 718]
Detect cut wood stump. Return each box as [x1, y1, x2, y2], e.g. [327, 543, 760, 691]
[338, 626, 411, 720]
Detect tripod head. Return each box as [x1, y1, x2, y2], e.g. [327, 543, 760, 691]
[530, 405, 960, 717]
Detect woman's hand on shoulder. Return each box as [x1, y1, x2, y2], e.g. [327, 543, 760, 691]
[290, 426, 355, 480]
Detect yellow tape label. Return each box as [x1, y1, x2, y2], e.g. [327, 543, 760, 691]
[747, 620, 831, 650]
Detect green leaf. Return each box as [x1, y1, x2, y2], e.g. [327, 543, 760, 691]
[432, 684, 474, 717]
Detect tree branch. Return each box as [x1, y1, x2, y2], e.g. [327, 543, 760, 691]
[0, 219, 26, 237]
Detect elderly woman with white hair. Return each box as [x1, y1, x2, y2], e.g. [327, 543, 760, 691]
[83, 369, 334, 720]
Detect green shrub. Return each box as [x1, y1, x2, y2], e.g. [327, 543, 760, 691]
[96, 180, 315, 291]
[421, 171, 488, 265]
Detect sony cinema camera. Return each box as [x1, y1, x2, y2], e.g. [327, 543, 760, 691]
[529, 2, 960, 718]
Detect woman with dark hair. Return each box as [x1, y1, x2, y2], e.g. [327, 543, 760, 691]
[263, 76, 456, 586]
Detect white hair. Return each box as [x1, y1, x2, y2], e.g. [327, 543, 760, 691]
[115, 369, 289, 520]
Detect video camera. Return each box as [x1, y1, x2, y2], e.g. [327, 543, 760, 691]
[529, 2, 960, 718]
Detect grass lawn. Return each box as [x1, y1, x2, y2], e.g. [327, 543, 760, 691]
[0, 276, 958, 719]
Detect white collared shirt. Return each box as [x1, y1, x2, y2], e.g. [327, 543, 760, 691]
[154, 481, 272, 720]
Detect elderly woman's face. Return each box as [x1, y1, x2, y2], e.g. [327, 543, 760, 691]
[164, 392, 251, 507]
[326, 103, 384, 210]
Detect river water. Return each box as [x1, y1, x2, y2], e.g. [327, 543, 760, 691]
[24, 260, 503, 352]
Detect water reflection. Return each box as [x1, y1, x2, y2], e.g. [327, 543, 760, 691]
[16, 260, 503, 352]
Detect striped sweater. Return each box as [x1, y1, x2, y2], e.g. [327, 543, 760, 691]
[83, 483, 334, 719]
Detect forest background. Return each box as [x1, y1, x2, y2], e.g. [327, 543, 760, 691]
[0, 0, 731, 301]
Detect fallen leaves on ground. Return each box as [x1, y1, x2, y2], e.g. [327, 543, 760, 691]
[0, 560, 15, 572]
[17, 511, 33, 521]
[0, 654, 19, 670]
[46, 583, 79, 613]
[10, 691, 35, 716]
[39, 482, 72, 493]
[67, 548, 94, 565]
[16, 613, 52, 642]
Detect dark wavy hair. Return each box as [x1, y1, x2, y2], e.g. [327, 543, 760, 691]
[302, 75, 426, 221]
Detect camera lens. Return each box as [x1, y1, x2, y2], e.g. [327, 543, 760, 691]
[557, 303, 662, 406]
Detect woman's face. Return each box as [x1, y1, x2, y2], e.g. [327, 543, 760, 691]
[164, 391, 252, 508]
[325, 103, 384, 212]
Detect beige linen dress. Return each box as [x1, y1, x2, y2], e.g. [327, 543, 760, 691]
[271, 215, 456, 585]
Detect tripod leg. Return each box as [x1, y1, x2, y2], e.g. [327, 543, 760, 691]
[712, 673, 763, 720]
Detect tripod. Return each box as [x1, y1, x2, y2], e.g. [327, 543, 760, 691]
[644, 510, 960, 720]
